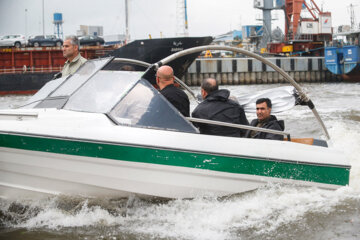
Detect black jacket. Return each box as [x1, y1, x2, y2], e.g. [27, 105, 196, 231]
[192, 89, 249, 137]
[245, 115, 285, 140]
[160, 84, 190, 117]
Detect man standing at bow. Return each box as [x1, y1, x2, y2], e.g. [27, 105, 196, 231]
[61, 35, 87, 77]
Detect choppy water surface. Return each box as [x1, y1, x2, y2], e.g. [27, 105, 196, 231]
[1, 83, 360, 240]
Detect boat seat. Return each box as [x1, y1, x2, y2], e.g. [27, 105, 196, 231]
[284, 138, 328, 147]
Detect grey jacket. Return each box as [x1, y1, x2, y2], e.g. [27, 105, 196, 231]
[61, 53, 87, 77]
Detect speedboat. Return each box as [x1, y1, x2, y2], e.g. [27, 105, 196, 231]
[0, 46, 351, 199]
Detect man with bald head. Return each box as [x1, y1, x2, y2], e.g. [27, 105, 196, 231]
[156, 65, 190, 117]
[192, 78, 248, 137]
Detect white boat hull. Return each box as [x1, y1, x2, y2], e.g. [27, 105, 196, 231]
[0, 145, 344, 199]
[0, 109, 351, 199]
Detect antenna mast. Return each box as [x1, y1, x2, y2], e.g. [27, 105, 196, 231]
[125, 0, 130, 42]
[176, 0, 189, 36]
[349, 4, 357, 30]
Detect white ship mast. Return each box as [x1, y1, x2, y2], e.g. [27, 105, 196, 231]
[125, 0, 130, 42]
[348, 3, 357, 30]
[176, 0, 189, 37]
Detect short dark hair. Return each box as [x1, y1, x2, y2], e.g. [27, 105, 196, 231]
[201, 78, 218, 94]
[256, 98, 272, 108]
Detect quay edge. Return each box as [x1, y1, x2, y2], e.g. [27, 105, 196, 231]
[183, 57, 342, 86]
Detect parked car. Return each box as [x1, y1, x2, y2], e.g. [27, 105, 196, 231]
[28, 35, 63, 47]
[0, 34, 26, 48]
[79, 35, 105, 46]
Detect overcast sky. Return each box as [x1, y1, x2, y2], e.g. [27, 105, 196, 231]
[0, 0, 358, 40]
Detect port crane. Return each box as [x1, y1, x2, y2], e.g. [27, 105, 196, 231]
[255, 0, 332, 56]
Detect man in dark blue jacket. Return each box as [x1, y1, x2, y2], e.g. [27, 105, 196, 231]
[192, 78, 248, 137]
[245, 98, 284, 140]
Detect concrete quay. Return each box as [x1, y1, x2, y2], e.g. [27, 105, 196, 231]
[182, 57, 341, 86]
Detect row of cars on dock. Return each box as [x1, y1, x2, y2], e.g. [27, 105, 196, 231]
[0, 34, 105, 48]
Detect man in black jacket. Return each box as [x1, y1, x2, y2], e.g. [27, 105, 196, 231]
[192, 78, 248, 137]
[245, 98, 284, 140]
[156, 65, 190, 117]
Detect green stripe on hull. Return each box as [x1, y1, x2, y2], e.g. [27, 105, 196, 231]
[0, 133, 350, 186]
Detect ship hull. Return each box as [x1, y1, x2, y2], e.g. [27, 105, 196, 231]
[0, 72, 55, 95]
[341, 64, 360, 82]
[325, 45, 360, 82]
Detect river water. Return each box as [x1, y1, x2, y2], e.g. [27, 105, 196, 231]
[0, 82, 360, 240]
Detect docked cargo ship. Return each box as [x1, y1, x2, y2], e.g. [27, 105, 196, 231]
[324, 29, 360, 81]
[0, 45, 113, 95]
[324, 2, 360, 82]
[0, 36, 213, 95]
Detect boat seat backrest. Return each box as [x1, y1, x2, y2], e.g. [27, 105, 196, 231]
[278, 120, 285, 131]
[284, 138, 328, 147]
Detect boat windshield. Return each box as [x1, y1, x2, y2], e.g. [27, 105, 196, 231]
[50, 58, 111, 97]
[22, 75, 68, 108]
[64, 71, 140, 113]
[109, 78, 197, 133]
[22, 57, 197, 133]
[24, 58, 112, 109]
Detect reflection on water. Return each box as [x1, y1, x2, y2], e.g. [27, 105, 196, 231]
[1, 83, 360, 240]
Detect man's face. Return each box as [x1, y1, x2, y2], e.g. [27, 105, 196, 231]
[62, 39, 77, 59]
[256, 102, 271, 121]
[201, 88, 208, 99]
